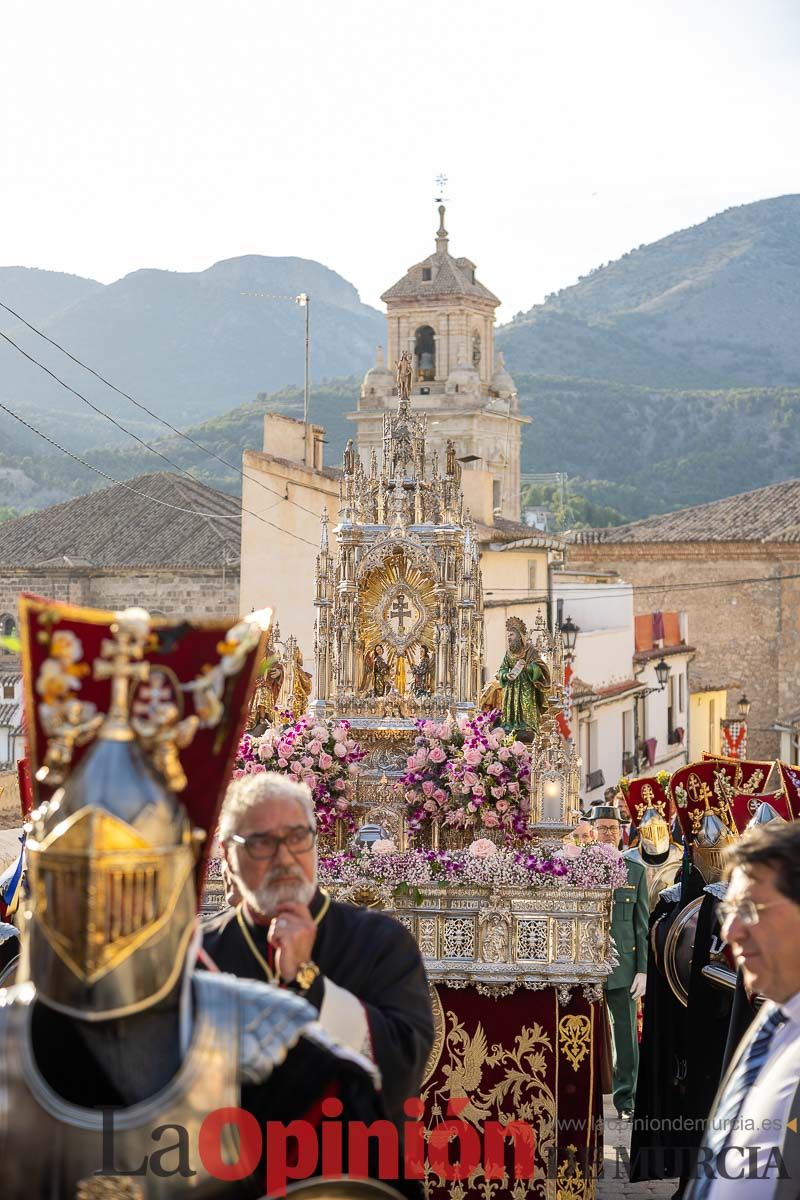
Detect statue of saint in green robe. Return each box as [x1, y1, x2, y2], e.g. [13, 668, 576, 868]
[498, 621, 550, 735]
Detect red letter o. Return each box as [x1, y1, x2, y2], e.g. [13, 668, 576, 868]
[199, 1107, 262, 1181]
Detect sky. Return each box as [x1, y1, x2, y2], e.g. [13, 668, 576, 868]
[2, 0, 800, 322]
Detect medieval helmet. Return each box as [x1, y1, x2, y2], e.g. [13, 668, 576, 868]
[18, 597, 268, 1021]
[693, 810, 738, 883]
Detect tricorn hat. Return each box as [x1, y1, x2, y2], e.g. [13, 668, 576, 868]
[588, 803, 624, 823]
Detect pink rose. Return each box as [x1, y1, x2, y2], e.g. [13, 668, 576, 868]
[332, 725, 347, 742]
[498, 747, 511, 762]
[415, 749, 429, 768]
[433, 788, 447, 804]
[334, 743, 348, 758]
[334, 779, 347, 792]
[487, 762, 504, 777]
[407, 756, 417, 770]
[463, 747, 483, 767]
[472, 785, 485, 798]
[348, 762, 360, 775]
[507, 782, 519, 794]
[485, 734, 499, 751]
[258, 743, 275, 762]
[277, 758, 289, 769]
[481, 810, 500, 827]
[301, 755, 313, 768]
[468, 837, 497, 858]
[560, 841, 582, 860]
[424, 799, 438, 813]
[496, 798, 509, 813]
[335, 797, 350, 812]
[318, 752, 333, 769]
[490, 786, 506, 800]
[422, 780, 435, 797]
[429, 746, 446, 764]
[463, 771, 479, 788]
[307, 739, 322, 755]
[311, 725, 328, 740]
[511, 741, 527, 757]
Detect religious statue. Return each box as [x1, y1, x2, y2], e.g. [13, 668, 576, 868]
[411, 644, 434, 696]
[290, 645, 313, 718]
[445, 439, 460, 482]
[343, 439, 356, 476]
[248, 653, 285, 730]
[497, 616, 550, 736]
[361, 643, 391, 697]
[395, 349, 413, 401]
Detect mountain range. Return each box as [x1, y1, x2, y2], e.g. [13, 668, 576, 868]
[3, 194, 800, 519]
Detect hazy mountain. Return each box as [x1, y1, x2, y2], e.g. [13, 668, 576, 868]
[498, 194, 800, 387]
[0, 255, 383, 445]
[0, 266, 103, 331]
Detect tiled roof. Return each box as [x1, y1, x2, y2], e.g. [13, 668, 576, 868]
[476, 518, 564, 549]
[381, 251, 500, 305]
[0, 473, 242, 568]
[568, 479, 800, 546]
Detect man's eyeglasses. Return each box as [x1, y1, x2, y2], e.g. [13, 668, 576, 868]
[717, 898, 786, 929]
[230, 826, 316, 861]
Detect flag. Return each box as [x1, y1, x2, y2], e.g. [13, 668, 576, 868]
[0, 833, 26, 920]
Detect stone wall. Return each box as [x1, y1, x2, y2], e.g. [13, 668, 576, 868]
[566, 542, 800, 761]
[0, 567, 240, 627]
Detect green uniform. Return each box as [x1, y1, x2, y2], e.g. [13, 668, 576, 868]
[606, 854, 650, 1113]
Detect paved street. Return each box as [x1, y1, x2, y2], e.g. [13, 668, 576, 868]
[597, 1097, 678, 1199]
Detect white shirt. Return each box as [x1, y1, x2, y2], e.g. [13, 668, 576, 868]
[706, 990, 800, 1198]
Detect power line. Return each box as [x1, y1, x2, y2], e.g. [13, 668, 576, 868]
[485, 569, 800, 603]
[0, 297, 324, 522]
[0, 389, 320, 548]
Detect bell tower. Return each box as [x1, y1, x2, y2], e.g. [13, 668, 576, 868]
[350, 206, 529, 521]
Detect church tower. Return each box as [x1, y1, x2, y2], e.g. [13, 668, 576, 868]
[350, 207, 528, 521]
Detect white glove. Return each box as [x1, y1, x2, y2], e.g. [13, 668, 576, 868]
[630, 972, 647, 1000]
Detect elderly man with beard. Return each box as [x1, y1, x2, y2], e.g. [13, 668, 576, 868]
[202, 772, 435, 1130]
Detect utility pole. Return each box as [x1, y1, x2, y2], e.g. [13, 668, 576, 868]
[296, 293, 310, 426]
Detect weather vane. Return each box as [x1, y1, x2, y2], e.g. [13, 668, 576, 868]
[435, 173, 449, 204]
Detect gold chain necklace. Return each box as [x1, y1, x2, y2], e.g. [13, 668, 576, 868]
[235, 888, 331, 983]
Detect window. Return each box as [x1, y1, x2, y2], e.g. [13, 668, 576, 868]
[422, 267, 432, 281]
[492, 479, 502, 512]
[0, 613, 16, 646]
[414, 325, 436, 381]
[678, 671, 685, 712]
[528, 560, 537, 592]
[2, 683, 13, 700]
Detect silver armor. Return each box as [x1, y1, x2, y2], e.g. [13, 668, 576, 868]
[624, 843, 684, 910]
[0, 971, 320, 1198]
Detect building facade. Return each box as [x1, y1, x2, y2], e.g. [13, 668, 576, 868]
[553, 576, 692, 807]
[0, 473, 241, 629]
[567, 479, 800, 761]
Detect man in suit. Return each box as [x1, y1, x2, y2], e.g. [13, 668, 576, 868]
[590, 802, 649, 1120]
[686, 819, 800, 1199]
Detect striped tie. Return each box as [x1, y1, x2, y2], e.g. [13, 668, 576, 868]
[692, 1005, 787, 1200]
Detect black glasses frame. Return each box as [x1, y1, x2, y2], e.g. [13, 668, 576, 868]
[230, 826, 317, 861]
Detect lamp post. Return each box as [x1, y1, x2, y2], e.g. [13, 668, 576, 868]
[632, 658, 671, 775]
[560, 616, 579, 658]
[737, 694, 751, 719]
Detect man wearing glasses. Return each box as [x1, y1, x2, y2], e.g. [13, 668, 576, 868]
[685, 819, 800, 1199]
[202, 772, 434, 1130]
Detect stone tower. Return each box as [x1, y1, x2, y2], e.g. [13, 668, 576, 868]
[349, 206, 529, 521]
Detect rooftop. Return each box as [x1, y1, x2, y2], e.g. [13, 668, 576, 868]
[568, 479, 800, 546]
[381, 208, 500, 307]
[0, 473, 242, 569]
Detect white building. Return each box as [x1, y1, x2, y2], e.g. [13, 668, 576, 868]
[553, 576, 692, 809]
[0, 655, 23, 771]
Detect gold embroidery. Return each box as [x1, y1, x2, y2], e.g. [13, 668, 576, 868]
[558, 1014, 592, 1072]
[76, 1177, 144, 1199]
[556, 1145, 588, 1199]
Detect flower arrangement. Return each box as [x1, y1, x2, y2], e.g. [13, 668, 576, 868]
[233, 716, 365, 836]
[399, 711, 532, 841]
[318, 837, 627, 897]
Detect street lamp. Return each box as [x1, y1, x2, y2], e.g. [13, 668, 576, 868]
[631, 658, 671, 776]
[561, 616, 579, 657]
[738, 694, 751, 718]
[654, 658, 671, 690]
